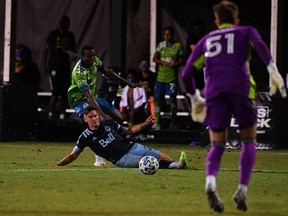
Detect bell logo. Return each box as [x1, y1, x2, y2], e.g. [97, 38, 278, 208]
[99, 132, 115, 147]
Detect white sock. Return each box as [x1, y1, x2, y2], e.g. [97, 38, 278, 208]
[237, 184, 248, 194]
[205, 175, 216, 192]
[168, 161, 180, 169]
[95, 155, 104, 163]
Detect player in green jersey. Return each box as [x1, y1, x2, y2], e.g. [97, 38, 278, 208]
[152, 26, 184, 130]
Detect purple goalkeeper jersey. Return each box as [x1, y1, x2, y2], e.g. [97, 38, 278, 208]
[182, 24, 273, 100]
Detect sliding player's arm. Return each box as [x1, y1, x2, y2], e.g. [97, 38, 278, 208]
[121, 115, 155, 135]
[50, 148, 81, 166]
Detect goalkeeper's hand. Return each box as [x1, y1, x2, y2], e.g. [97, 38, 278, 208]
[267, 62, 287, 98]
[187, 89, 206, 123]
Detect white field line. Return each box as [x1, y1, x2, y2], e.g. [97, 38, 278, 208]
[0, 144, 75, 148]
[0, 167, 129, 172]
[0, 167, 286, 174]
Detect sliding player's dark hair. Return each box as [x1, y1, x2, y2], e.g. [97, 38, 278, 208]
[83, 106, 97, 115]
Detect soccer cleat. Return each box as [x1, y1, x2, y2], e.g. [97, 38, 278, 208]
[206, 190, 224, 213]
[94, 161, 108, 167]
[233, 188, 247, 212]
[151, 123, 160, 131]
[179, 151, 188, 169]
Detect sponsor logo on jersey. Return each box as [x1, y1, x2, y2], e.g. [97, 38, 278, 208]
[79, 66, 87, 75]
[99, 132, 115, 147]
[83, 103, 89, 109]
[104, 126, 111, 132]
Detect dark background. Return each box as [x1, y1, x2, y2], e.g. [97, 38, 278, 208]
[0, 0, 287, 147]
[0, 0, 287, 90]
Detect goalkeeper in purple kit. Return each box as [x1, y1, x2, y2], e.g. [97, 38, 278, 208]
[182, 1, 286, 213]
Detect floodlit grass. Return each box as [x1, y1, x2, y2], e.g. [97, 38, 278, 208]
[0, 142, 287, 216]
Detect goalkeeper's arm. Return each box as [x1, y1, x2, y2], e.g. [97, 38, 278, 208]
[186, 89, 206, 123]
[267, 61, 287, 98]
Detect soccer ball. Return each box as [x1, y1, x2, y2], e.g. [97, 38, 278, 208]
[139, 156, 159, 175]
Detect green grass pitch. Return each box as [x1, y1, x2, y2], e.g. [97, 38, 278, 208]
[0, 142, 287, 216]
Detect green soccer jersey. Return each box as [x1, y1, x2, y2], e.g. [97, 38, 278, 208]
[155, 41, 184, 82]
[67, 57, 104, 107]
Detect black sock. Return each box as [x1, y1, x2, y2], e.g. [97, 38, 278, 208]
[159, 160, 172, 169]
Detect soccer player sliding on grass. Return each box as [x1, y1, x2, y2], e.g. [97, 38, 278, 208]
[51, 106, 188, 170]
[182, 1, 286, 213]
[68, 45, 142, 167]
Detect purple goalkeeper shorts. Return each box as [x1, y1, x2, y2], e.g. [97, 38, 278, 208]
[204, 93, 257, 132]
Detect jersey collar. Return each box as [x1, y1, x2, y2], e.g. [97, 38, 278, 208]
[80, 59, 91, 68]
[219, 23, 235, 29]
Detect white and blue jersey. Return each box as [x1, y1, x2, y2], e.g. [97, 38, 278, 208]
[73, 119, 160, 167]
[74, 119, 134, 164]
